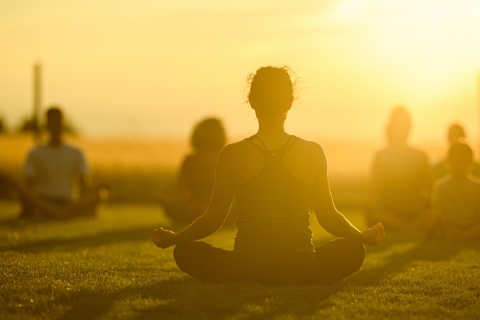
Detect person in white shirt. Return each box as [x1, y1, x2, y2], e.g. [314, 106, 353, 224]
[19, 107, 102, 219]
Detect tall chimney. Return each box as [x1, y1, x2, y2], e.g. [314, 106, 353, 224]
[32, 62, 42, 138]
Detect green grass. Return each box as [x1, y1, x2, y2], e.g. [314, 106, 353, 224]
[1, 202, 479, 320]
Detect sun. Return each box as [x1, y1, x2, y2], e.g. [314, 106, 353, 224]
[325, 0, 368, 23]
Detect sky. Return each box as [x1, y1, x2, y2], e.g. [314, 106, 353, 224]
[1, 0, 480, 147]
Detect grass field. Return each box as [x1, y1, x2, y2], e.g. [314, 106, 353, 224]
[1, 202, 479, 320]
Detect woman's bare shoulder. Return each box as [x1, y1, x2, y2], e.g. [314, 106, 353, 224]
[224, 139, 251, 151]
[293, 138, 325, 158]
[218, 140, 251, 158]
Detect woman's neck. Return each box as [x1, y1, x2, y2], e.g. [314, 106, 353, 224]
[255, 114, 290, 149]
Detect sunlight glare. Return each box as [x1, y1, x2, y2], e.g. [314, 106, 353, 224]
[327, 0, 367, 23]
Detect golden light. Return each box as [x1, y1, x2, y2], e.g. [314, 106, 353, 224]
[327, 0, 366, 23]
[1, 0, 480, 149]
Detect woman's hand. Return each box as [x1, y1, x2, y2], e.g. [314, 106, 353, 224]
[152, 228, 177, 249]
[361, 223, 385, 246]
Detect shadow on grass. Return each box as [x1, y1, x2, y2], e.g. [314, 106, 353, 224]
[0, 216, 89, 230]
[0, 218, 22, 229]
[0, 225, 156, 253]
[356, 236, 480, 287]
[1, 220, 233, 254]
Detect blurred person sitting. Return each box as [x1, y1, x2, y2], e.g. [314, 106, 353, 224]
[367, 106, 432, 231]
[429, 141, 480, 240]
[158, 118, 236, 225]
[432, 123, 480, 179]
[152, 66, 384, 285]
[18, 107, 103, 219]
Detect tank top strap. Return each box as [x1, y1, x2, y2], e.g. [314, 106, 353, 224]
[245, 135, 299, 159]
[245, 136, 267, 154]
[278, 135, 299, 159]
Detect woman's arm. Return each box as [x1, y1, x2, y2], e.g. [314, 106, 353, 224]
[311, 144, 384, 245]
[152, 145, 235, 248]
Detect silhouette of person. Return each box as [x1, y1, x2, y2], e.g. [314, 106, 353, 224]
[429, 141, 480, 240]
[152, 66, 384, 284]
[367, 107, 432, 231]
[433, 124, 480, 179]
[18, 107, 103, 219]
[158, 118, 235, 224]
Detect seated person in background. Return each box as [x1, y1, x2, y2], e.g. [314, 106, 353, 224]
[159, 118, 236, 225]
[429, 141, 480, 240]
[433, 123, 480, 179]
[19, 107, 103, 219]
[367, 106, 432, 230]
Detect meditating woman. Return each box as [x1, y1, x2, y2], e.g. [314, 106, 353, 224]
[152, 66, 385, 284]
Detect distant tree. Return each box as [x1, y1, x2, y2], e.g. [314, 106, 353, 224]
[17, 116, 38, 133]
[17, 115, 78, 136]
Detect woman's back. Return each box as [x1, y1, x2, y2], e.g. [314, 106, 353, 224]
[225, 135, 324, 263]
[226, 135, 321, 187]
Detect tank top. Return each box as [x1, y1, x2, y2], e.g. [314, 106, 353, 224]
[233, 135, 315, 263]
